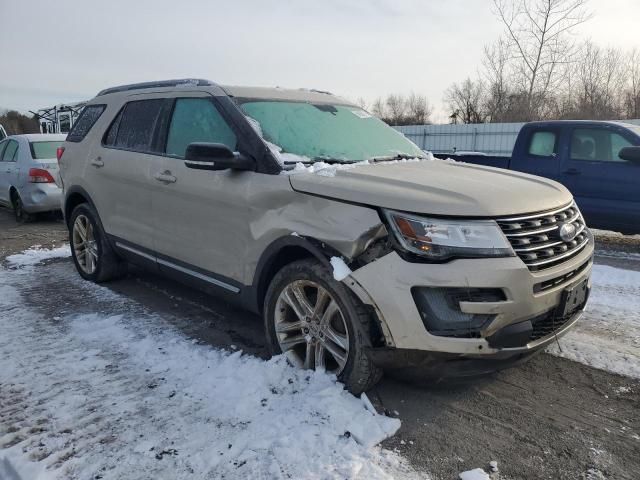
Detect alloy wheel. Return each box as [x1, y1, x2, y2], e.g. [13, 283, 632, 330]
[274, 280, 350, 374]
[72, 214, 98, 274]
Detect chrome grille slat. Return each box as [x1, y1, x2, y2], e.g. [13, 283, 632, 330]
[525, 237, 590, 267]
[496, 202, 590, 271]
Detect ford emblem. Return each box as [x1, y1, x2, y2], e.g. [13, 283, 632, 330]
[559, 222, 578, 242]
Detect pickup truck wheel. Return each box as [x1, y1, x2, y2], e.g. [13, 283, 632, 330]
[69, 203, 126, 283]
[264, 259, 382, 395]
[11, 191, 33, 223]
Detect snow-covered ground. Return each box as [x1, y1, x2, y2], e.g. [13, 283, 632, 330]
[0, 247, 421, 480]
[2, 244, 639, 479]
[547, 264, 640, 379]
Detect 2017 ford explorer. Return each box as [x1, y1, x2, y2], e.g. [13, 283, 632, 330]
[58, 79, 594, 394]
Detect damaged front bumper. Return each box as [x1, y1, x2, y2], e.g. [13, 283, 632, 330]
[344, 240, 593, 366]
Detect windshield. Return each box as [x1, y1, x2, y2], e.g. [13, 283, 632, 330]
[30, 141, 64, 160]
[239, 100, 424, 163]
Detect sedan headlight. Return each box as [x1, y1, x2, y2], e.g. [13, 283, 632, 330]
[383, 210, 514, 260]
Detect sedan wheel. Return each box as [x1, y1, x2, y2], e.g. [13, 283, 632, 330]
[275, 280, 350, 374]
[72, 214, 98, 274]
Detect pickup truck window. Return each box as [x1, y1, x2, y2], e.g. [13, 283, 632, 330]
[528, 131, 557, 157]
[570, 128, 632, 162]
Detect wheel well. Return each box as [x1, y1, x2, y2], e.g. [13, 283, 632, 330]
[64, 192, 88, 226]
[256, 245, 316, 312]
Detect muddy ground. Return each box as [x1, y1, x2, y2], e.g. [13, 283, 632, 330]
[1, 207, 638, 480]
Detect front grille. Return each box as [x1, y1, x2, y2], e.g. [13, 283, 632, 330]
[497, 203, 590, 271]
[533, 259, 591, 293]
[530, 310, 574, 341]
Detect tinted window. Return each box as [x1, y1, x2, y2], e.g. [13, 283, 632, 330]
[528, 131, 557, 157]
[67, 105, 105, 142]
[30, 141, 64, 159]
[110, 99, 164, 152]
[166, 98, 237, 158]
[571, 128, 633, 162]
[104, 110, 123, 147]
[2, 140, 18, 162]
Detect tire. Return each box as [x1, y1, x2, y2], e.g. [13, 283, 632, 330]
[11, 191, 33, 223]
[69, 203, 126, 282]
[264, 258, 382, 394]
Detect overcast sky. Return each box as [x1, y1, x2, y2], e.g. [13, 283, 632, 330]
[1, 0, 638, 122]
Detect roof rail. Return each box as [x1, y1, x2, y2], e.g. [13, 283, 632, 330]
[96, 79, 215, 97]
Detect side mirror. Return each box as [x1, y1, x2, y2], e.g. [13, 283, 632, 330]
[619, 146, 640, 165]
[184, 142, 255, 171]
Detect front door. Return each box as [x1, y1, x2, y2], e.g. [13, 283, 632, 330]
[150, 94, 253, 286]
[561, 126, 640, 232]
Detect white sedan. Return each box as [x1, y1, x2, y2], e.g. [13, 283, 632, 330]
[0, 134, 66, 221]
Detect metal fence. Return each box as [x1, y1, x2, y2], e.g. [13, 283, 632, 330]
[395, 119, 640, 157]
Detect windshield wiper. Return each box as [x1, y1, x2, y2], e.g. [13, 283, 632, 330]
[283, 157, 357, 165]
[368, 153, 426, 163]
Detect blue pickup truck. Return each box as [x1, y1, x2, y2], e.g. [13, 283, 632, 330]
[437, 121, 640, 234]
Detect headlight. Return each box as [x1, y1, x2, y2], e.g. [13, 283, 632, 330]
[383, 210, 514, 260]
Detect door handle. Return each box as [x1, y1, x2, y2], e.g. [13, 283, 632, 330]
[154, 170, 177, 184]
[563, 168, 580, 175]
[90, 157, 104, 168]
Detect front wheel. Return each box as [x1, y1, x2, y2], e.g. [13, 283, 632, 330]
[264, 259, 382, 394]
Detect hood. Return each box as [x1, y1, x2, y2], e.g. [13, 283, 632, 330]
[288, 159, 573, 217]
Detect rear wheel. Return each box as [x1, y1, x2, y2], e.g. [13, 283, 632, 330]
[69, 203, 126, 282]
[11, 191, 33, 223]
[264, 259, 382, 394]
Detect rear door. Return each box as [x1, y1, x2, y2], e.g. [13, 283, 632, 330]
[89, 98, 166, 251]
[0, 139, 19, 203]
[560, 125, 640, 232]
[509, 126, 565, 181]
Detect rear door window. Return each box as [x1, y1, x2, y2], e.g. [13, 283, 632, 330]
[165, 98, 237, 158]
[107, 99, 164, 152]
[2, 140, 18, 162]
[67, 105, 105, 142]
[528, 131, 558, 157]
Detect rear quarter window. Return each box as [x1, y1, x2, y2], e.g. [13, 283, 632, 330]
[67, 105, 106, 142]
[528, 131, 557, 157]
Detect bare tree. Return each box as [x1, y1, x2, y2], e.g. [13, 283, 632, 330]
[492, 0, 591, 119]
[623, 48, 640, 119]
[482, 39, 511, 122]
[573, 41, 624, 119]
[371, 97, 387, 119]
[385, 94, 408, 125]
[406, 92, 433, 124]
[444, 78, 486, 124]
